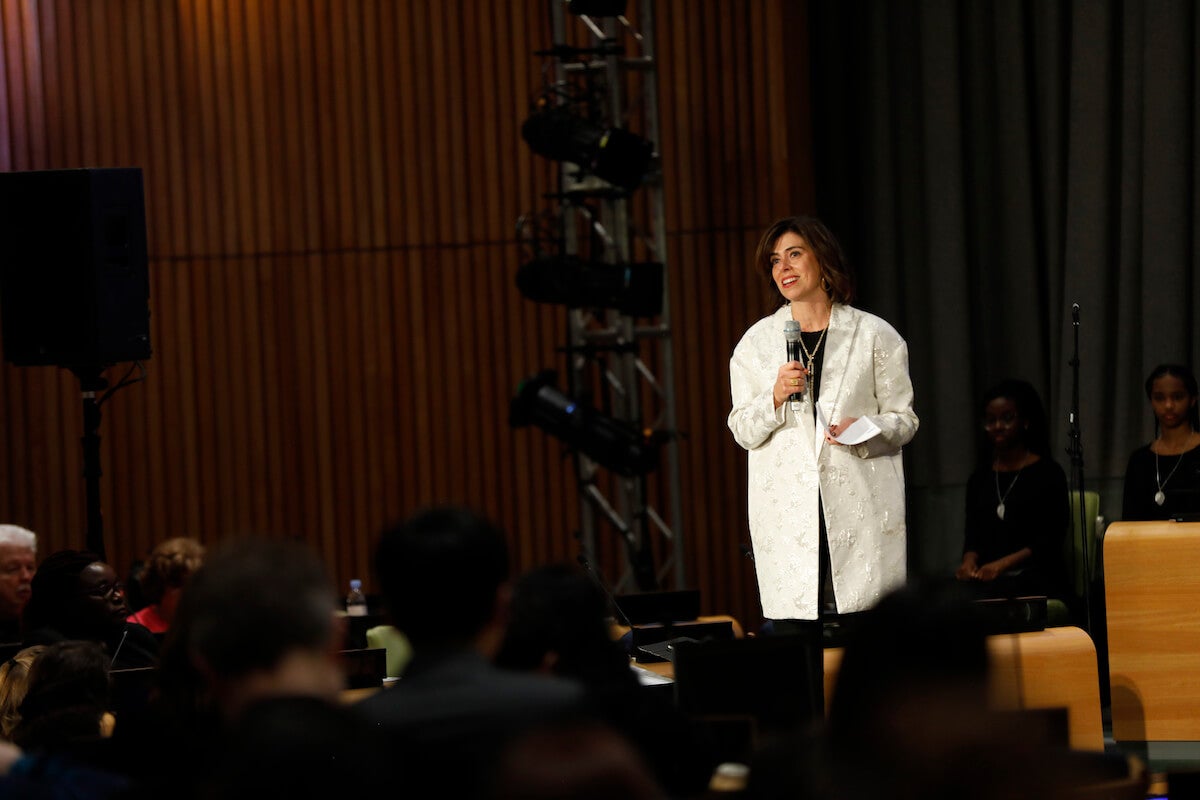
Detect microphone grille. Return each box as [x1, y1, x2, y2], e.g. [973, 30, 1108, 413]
[783, 320, 801, 341]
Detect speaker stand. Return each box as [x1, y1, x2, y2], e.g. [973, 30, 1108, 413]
[71, 368, 108, 562]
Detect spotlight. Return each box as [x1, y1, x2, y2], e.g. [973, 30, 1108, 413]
[567, 0, 627, 15]
[510, 371, 662, 477]
[521, 106, 653, 191]
[516, 256, 663, 317]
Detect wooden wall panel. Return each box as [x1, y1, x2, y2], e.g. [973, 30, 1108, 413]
[0, 0, 812, 631]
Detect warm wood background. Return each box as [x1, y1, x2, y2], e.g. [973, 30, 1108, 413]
[0, 0, 812, 630]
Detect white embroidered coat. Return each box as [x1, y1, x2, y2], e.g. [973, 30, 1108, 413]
[728, 303, 918, 620]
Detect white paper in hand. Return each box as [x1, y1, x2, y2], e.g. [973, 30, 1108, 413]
[816, 405, 881, 445]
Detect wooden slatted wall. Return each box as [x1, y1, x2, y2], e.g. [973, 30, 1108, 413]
[0, 0, 812, 630]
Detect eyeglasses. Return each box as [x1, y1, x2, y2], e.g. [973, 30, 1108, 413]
[82, 581, 125, 600]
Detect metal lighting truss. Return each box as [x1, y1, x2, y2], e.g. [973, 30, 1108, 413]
[545, 0, 683, 591]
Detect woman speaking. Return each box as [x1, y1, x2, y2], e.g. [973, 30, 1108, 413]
[728, 216, 918, 634]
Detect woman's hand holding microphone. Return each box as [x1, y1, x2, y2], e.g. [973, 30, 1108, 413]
[774, 361, 807, 408]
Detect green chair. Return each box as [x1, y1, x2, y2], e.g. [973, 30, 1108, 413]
[365, 624, 413, 678]
[1046, 490, 1101, 627]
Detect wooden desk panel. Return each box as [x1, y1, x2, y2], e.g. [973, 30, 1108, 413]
[985, 627, 1103, 751]
[612, 615, 746, 642]
[1105, 521, 1200, 741]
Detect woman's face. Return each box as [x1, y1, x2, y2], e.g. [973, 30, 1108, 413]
[77, 561, 130, 634]
[983, 397, 1025, 451]
[1150, 374, 1197, 432]
[770, 232, 825, 303]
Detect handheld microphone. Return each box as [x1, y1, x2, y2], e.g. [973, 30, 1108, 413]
[783, 320, 803, 404]
[1071, 303, 1080, 324]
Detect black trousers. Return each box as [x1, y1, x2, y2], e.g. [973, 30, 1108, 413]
[770, 506, 835, 720]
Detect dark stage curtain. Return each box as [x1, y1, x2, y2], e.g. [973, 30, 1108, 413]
[809, 0, 1200, 573]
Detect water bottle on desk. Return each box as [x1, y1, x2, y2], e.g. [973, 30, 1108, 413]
[346, 579, 367, 617]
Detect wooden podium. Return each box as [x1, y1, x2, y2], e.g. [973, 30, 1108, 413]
[1105, 521, 1200, 742]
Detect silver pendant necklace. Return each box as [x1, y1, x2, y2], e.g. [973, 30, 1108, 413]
[1154, 450, 1184, 507]
[994, 465, 1021, 520]
[797, 324, 828, 407]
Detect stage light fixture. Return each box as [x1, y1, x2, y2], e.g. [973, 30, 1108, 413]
[567, 0, 628, 15]
[516, 255, 663, 317]
[520, 105, 653, 191]
[510, 371, 662, 477]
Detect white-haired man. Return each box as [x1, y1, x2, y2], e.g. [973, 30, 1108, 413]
[0, 525, 36, 642]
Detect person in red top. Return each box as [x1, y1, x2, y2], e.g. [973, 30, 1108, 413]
[127, 537, 205, 634]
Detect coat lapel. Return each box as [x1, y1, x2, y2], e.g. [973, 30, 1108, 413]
[814, 304, 860, 459]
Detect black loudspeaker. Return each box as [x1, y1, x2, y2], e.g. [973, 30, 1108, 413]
[0, 167, 151, 368]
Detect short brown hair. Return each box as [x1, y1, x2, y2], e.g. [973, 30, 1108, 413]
[754, 216, 856, 307]
[141, 537, 206, 605]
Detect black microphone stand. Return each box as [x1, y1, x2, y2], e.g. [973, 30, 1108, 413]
[72, 366, 109, 562]
[1067, 304, 1091, 635]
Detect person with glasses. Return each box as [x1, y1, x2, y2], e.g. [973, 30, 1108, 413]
[21, 550, 158, 670]
[955, 379, 1068, 600]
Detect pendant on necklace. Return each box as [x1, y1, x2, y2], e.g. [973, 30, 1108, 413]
[1155, 490, 1166, 507]
[996, 503, 1006, 521]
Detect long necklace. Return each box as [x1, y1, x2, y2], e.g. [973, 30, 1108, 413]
[1154, 432, 1199, 506]
[797, 326, 828, 404]
[1154, 451, 1184, 506]
[994, 465, 1021, 520]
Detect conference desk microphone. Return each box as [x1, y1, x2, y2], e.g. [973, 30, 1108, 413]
[576, 552, 632, 629]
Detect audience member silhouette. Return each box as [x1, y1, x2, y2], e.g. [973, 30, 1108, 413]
[0, 645, 45, 741]
[357, 507, 584, 796]
[0, 525, 37, 644]
[134, 537, 382, 799]
[495, 563, 635, 692]
[0, 642, 132, 799]
[494, 563, 716, 797]
[826, 580, 991, 798]
[824, 579, 1133, 800]
[200, 694, 391, 800]
[155, 537, 344, 725]
[0, 744, 128, 800]
[22, 551, 158, 670]
[126, 537, 205, 634]
[11, 641, 113, 753]
[485, 719, 666, 800]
